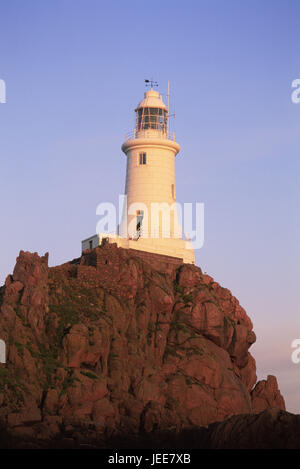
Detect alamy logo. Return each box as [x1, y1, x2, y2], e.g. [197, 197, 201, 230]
[96, 196, 205, 249]
[0, 340, 6, 363]
[291, 339, 300, 364]
[0, 79, 6, 103]
[291, 79, 300, 104]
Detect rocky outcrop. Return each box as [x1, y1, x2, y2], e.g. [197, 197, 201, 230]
[251, 375, 286, 413]
[1, 408, 298, 449]
[195, 408, 300, 449]
[0, 244, 285, 445]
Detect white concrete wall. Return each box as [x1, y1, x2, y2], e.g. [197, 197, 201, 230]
[82, 234, 99, 251]
[121, 136, 182, 239]
[111, 235, 195, 264]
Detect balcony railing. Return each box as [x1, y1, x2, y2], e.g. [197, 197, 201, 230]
[125, 129, 177, 142]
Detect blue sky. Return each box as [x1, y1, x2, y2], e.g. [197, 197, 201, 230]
[0, 0, 299, 412]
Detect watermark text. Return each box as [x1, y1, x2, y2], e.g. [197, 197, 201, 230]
[291, 79, 300, 104]
[0, 79, 6, 103]
[291, 339, 300, 364]
[96, 196, 204, 250]
[0, 339, 6, 363]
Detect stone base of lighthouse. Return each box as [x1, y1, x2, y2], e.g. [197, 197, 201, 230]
[82, 234, 195, 264]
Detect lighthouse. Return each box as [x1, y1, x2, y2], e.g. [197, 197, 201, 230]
[82, 84, 195, 264]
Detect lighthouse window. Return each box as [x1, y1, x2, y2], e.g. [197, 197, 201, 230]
[139, 152, 147, 165]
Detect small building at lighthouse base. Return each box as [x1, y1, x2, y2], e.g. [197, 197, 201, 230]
[81, 234, 195, 265]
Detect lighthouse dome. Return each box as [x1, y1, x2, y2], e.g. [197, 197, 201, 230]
[135, 90, 167, 111]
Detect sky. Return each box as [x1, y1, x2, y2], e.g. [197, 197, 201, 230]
[0, 0, 299, 412]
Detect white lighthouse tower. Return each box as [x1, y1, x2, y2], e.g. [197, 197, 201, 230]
[82, 84, 195, 264]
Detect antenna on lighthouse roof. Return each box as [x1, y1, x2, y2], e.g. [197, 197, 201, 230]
[145, 79, 158, 89]
[167, 80, 170, 134]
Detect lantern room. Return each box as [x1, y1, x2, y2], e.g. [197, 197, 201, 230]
[135, 90, 168, 134]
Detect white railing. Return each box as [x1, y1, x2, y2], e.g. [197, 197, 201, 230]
[125, 129, 177, 142]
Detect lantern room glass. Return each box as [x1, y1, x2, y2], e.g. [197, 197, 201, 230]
[136, 107, 168, 133]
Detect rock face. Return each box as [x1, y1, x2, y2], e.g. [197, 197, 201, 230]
[251, 375, 286, 413]
[0, 244, 285, 445]
[195, 408, 300, 449]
